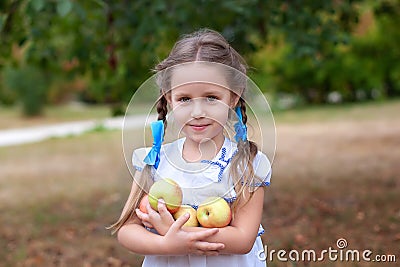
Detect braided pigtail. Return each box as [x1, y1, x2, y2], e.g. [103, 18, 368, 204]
[156, 94, 169, 130]
[229, 98, 258, 215]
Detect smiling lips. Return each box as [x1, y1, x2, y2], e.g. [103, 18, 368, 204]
[189, 123, 210, 131]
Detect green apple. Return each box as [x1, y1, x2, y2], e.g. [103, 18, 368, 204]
[197, 196, 232, 228]
[173, 205, 199, 227]
[148, 178, 182, 214]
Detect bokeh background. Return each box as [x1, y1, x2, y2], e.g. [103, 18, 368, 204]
[0, 1, 399, 266]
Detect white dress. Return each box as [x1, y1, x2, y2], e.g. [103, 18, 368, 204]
[132, 137, 272, 267]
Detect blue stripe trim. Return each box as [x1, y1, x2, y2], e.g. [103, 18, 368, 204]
[241, 168, 271, 187]
[253, 181, 270, 187]
[134, 165, 143, 171]
[224, 196, 237, 203]
[201, 148, 237, 182]
[241, 180, 270, 187]
[257, 229, 265, 236]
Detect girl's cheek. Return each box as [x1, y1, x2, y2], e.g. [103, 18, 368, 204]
[173, 104, 187, 114]
[171, 106, 189, 124]
[207, 103, 229, 114]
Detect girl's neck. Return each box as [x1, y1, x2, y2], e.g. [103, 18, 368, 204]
[182, 135, 225, 162]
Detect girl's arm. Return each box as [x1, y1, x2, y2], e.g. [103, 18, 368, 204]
[118, 215, 224, 256]
[196, 186, 265, 254]
[116, 172, 225, 256]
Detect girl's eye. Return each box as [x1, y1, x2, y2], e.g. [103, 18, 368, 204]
[179, 97, 191, 103]
[206, 96, 218, 102]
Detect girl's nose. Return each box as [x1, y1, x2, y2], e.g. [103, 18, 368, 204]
[190, 99, 205, 118]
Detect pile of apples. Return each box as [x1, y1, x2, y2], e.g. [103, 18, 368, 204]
[139, 178, 232, 228]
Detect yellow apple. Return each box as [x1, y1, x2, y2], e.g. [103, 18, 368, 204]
[148, 178, 182, 214]
[197, 196, 231, 228]
[173, 205, 199, 227]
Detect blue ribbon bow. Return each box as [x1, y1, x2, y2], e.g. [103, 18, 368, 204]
[143, 120, 164, 169]
[234, 106, 247, 142]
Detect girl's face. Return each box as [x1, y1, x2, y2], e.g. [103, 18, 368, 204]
[165, 63, 240, 151]
[167, 82, 238, 148]
[166, 64, 239, 151]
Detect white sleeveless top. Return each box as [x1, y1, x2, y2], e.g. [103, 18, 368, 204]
[132, 137, 271, 267]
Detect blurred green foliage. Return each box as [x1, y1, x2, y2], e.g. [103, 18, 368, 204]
[3, 65, 47, 115]
[0, 0, 399, 116]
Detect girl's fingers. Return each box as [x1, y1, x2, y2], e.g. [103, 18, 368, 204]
[146, 201, 160, 221]
[157, 199, 171, 219]
[135, 209, 146, 220]
[194, 241, 225, 251]
[192, 228, 220, 241]
[169, 212, 190, 232]
[135, 209, 153, 228]
[146, 201, 156, 215]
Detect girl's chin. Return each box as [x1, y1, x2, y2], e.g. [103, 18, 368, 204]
[184, 134, 223, 145]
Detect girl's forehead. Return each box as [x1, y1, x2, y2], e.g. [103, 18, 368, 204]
[170, 82, 233, 96]
[170, 63, 229, 90]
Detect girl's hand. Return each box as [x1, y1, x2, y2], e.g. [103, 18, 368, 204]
[135, 199, 174, 235]
[162, 213, 225, 256]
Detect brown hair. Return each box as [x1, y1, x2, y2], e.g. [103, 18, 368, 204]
[109, 29, 259, 233]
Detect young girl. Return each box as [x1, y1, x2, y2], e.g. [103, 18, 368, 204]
[110, 29, 272, 266]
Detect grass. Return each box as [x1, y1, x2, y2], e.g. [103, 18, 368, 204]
[1, 100, 400, 266]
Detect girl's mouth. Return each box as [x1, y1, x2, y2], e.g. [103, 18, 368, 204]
[189, 124, 210, 131]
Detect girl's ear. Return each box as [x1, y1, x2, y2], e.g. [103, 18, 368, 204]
[230, 92, 241, 108]
[164, 92, 172, 104]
